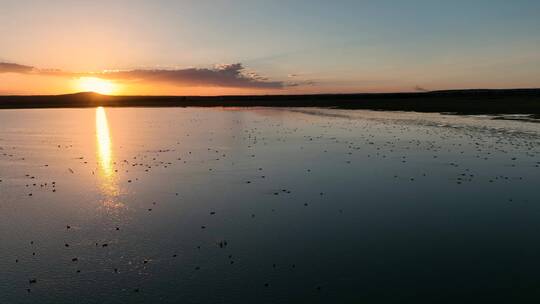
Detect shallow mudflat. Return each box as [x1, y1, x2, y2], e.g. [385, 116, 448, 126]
[1, 107, 539, 303]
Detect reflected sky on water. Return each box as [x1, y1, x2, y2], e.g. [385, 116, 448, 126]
[0, 107, 539, 303]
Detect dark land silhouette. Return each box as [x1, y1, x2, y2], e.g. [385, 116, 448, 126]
[0, 89, 539, 116]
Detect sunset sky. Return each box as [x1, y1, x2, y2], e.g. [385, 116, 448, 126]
[1, 0, 540, 95]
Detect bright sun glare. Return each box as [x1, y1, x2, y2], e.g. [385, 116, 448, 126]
[77, 77, 116, 95]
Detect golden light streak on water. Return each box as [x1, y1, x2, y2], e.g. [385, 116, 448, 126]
[96, 107, 112, 177]
[95, 107, 121, 205]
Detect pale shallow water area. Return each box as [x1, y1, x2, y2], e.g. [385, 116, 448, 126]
[1, 107, 539, 303]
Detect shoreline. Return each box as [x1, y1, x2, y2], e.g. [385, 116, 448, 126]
[0, 89, 539, 116]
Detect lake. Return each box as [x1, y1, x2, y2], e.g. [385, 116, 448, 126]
[1, 107, 539, 303]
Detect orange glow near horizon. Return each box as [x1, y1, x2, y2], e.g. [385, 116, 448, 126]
[77, 77, 117, 95]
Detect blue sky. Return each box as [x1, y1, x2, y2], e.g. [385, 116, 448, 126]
[1, 0, 539, 94]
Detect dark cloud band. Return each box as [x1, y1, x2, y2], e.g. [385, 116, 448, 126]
[0, 62, 287, 89]
[0, 62, 35, 73]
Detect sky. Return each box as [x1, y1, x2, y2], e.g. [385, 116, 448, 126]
[1, 0, 539, 95]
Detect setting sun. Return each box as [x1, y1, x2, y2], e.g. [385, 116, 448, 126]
[76, 77, 117, 95]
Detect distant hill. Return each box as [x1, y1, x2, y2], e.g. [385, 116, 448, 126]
[0, 89, 539, 115]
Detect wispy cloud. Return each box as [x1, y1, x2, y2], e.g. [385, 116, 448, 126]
[0, 62, 290, 89]
[414, 85, 429, 92]
[0, 62, 35, 73]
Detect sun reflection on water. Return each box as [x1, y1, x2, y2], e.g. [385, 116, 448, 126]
[96, 107, 112, 177]
[95, 107, 122, 207]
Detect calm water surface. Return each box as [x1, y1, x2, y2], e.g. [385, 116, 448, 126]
[1, 107, 539, 303]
